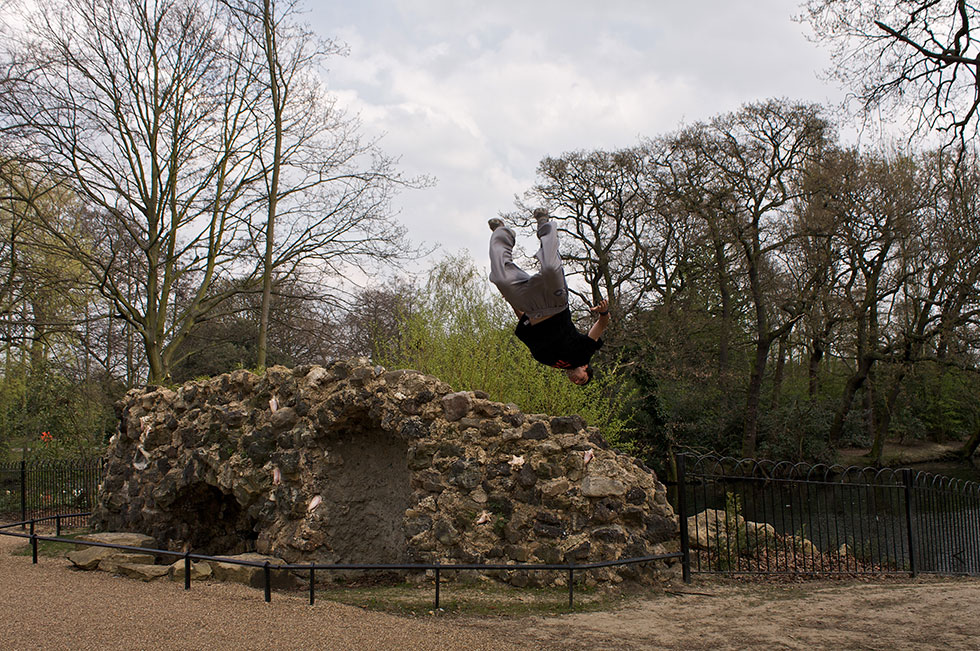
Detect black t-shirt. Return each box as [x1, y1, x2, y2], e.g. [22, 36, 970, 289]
[514, 308, 603, 369]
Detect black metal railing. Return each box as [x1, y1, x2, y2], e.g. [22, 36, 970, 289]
[0, 514, 681, 609]
[674, 454, 980, 576]
[0, 458, 105, 529]
[8, 450, 979, 606]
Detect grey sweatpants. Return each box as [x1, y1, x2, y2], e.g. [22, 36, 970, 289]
[488, 220, 569, 321]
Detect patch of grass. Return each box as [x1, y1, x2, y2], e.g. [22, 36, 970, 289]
[312, 577, 629, 617]
[10, 530, 89, 558]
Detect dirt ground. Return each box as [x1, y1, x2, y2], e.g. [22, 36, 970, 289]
[2, 532, 980, 650]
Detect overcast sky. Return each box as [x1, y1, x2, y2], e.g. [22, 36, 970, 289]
[306, 0, 845, 278]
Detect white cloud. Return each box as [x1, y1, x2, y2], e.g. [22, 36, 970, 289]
[305, 0, 843, 275]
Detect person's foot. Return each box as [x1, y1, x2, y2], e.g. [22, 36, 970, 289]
[532, 208, 550, 225]
[488, 218, 505, 231]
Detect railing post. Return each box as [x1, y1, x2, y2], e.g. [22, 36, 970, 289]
[31, 533, 38, 564]
[20, 459, 26, 529]
[56, 514, 61, 537]
[904, 469, 918, 577]
[184, 552, 191, 590]
[434, 566, 440, 609]
[567, 568, 574, 608]
[263, 561, 272, 603]
[676, 452, 692, 584]
[309, 563, 315, 606]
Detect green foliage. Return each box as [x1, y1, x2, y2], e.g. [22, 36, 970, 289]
[895, 364, 978, 442]
[758, 398, 835, 463]
[0, 362, 115, 460]
[374, 254, 637, 446]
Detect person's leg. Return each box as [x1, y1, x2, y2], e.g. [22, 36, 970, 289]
[488, 225, 531, 311]
[488, 211, 568, 320]
[532, 215, 566, 293]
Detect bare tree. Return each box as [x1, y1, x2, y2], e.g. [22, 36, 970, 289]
[686, 100, 831, 456]
[1, 0, 417, 383]
[802, 0, 980, 144]
[820, 148, 924, 449]
[648, 126, 744, 374]
[221, 0, 421, 371]
[519, 148, 653, 317]
[0, 0, 269, 383]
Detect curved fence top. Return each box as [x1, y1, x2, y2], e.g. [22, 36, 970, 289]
[685, 453, 980, 491]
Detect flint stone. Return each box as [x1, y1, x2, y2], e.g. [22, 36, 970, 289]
[541, 479, 570, 499]
[523, 422, 549, 440]
[303, 366, 331, 388]
[537, 440, 562, 455]
[501, 428, 522, 442]
[592, 526, 627, 543]
[581, 476, 627, 498]
[441, 392, 471, 421]
[550, 415, 585, 434]
[270, 407, 298, 432]
[534, 543, 561, 564]
[532, 521, 563, 538]
[563, 537, 591, 561]
[626, 487, 647, 505]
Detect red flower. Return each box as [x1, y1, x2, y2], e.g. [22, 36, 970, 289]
[40, 431, 54, 443]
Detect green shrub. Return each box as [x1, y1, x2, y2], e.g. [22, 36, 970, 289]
[375, 255, 636, 446]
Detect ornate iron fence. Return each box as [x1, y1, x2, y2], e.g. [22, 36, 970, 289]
[0, 458, 105, 529]
[675, 454, 980, 576]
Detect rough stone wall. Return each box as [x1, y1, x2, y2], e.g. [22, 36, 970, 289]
[92, 359, 678, 585]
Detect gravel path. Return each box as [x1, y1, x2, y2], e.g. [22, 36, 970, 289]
[3, 530, 980, 650]
[0, 533, 521, 651]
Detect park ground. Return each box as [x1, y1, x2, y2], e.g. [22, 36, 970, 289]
[2, 532, 980, 650]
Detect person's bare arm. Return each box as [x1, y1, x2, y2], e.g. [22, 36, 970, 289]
[588, 298, 610, 341]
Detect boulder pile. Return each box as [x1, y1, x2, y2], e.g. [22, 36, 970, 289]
[91, 359, 678, 586]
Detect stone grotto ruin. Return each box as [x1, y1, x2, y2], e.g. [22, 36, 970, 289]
[90, 359, 679, 586]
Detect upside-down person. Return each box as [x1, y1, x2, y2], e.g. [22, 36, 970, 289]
[488, 208, 610, 386]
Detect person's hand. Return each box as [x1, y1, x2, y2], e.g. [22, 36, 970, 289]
[590, 298, 609, 316]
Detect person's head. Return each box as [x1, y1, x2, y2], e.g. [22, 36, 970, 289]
[565, 365, 593, 386]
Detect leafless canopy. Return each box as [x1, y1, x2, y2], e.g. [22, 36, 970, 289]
[802, 0, 980, 145]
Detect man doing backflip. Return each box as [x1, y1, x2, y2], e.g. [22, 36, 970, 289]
[488, 208, 609, 385]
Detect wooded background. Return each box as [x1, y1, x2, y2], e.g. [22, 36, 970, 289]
[2, 0, 979, 468]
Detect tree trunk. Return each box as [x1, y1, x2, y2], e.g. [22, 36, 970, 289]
[256, 0, 284, 373]
[959, 422, 980, 460]
[770, 333, 788, 410]
[827, 353, 874, 448]
[711, 232, 731, 373]
[741, 337, 772, 457]
[870, 364, 907, 464]
[808, 338, 823, 397]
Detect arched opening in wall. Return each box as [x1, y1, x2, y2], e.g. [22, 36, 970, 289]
[169, 483, 258, 555]
[319, 426, 411, 564]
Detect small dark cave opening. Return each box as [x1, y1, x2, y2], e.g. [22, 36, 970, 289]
[167, 483, 257, 555]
